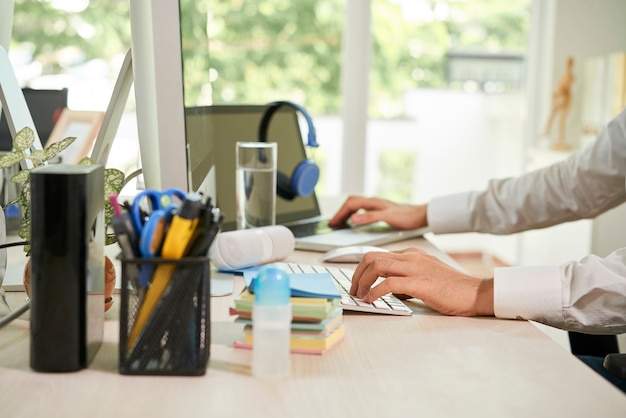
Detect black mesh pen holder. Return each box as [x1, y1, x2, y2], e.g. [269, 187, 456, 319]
[118, 255, 211, 376]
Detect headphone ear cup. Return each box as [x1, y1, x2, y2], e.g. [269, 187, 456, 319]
[290, 159, 319, 198]
[277, 170, 295, 200]
[276, 160, 319, 200]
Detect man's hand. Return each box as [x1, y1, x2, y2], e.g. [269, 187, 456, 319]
[329, 195, 428, 230]
[350, 247, 494, 317]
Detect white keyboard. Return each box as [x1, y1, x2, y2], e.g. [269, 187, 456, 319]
[277, 262, 413, 316]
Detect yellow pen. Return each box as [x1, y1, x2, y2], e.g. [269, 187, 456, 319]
[127, 194, 203, 351]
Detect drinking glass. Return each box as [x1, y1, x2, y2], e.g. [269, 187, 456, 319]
[236, 142, 277, 229]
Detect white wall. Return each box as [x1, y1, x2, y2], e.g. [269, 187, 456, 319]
[551, 0, 626, 144]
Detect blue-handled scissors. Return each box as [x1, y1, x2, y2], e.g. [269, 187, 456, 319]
[131, 188, 186, 287]
[131, 188, 187, 257]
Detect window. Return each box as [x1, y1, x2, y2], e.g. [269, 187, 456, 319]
[10, 0, 530, 205]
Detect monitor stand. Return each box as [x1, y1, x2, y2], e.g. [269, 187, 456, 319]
[90, 49, 134, 166]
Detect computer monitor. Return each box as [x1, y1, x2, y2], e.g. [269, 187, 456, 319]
[0, 87, 68, 151]
[128, 0, 213, 197]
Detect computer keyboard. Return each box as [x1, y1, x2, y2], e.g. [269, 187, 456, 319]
[276, 262, 413, 316]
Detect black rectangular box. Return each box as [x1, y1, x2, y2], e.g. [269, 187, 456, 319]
[29, 164, 104, 372]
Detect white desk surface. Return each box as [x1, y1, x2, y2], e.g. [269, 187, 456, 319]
[1, 236, 625, 417]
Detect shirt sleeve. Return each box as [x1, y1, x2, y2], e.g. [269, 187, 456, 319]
[427, 106, 626, 235]
[494, 248, 626, 334]
[426, 107, 626, 333]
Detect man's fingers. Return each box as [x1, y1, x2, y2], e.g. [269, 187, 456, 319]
[352, 252, 420, 298]
[363, 275, 423, 303]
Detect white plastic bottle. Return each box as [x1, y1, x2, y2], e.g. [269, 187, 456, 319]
[252, 264, 292, 378]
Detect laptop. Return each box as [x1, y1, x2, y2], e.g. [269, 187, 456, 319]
[184, 104, 428, 252]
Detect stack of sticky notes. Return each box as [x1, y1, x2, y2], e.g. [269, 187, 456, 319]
[230, 270, 345, 355]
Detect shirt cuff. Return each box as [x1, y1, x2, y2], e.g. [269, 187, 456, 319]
[427, 192, 476, 234]
[493, 265, 563, 323]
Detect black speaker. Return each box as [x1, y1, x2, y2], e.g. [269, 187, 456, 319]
[30, 164, 105, 372]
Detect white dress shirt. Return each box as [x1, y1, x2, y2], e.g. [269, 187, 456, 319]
[427, 107, 626, 334]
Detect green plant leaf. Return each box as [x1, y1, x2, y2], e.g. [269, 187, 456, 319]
[78, 157, 94, 165]
[14, 127, 35, 151]
[104, 208, 117, 245]
[18, 181, 30, 217]
[43, 137, 76, 161]
[29, 149, 47, 162]
[105, 203, 113, 224]
[18, 222, 29, 241]
[104, 168, 125, 195]
[0, 151, 24, 168]
[103, 168, 125, 246]
[105, 233, 117, 246]
[10, 169, 30, 183]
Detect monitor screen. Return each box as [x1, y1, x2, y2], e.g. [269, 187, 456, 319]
[0, 87, 68, 151]
[184, 105, 321, 231]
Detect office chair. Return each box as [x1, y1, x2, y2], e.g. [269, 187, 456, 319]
[569, 331, 626, 385]
[568, 331, 619, 357]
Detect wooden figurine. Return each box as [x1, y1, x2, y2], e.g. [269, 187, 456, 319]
[544, 56, 575, 151]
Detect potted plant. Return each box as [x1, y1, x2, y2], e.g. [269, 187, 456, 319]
[0, 126, 126, 311]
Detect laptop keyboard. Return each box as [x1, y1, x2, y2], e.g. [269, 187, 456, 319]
[276, 262, 413, 316]
[285, 220, 335, 238]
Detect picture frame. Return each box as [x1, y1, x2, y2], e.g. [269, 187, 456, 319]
[46, 108, 105, 164]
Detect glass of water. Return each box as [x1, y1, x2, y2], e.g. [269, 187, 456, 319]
[236, 142, 277, 229]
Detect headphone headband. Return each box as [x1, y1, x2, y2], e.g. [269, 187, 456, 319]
[258, 100, 318, 148]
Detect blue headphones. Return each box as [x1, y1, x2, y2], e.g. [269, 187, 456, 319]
[258, 100, 320, 200]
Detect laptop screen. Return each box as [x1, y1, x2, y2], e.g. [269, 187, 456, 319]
[184, 105, 322, 231]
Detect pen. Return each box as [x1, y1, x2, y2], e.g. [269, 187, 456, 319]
[109, 195, 143, 297]
[109, 195, 140, 258]
[186, 207, 223, 257]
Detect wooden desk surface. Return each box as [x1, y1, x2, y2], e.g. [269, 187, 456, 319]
[1, 236, 625, 417]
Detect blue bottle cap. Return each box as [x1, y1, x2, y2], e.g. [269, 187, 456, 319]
[253, 264, 291, 306]
[5, 204, 19, 218]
